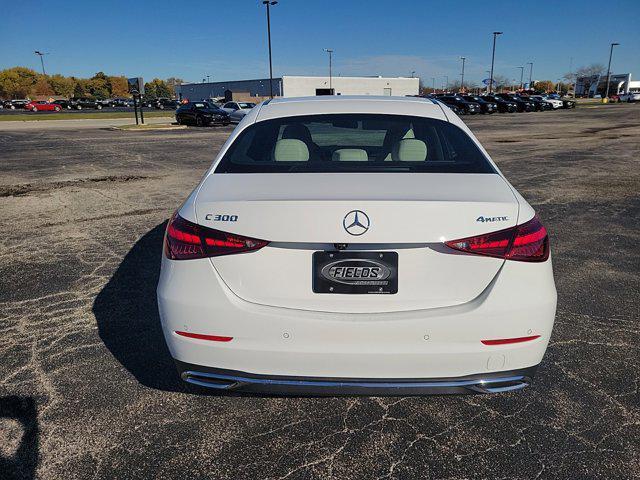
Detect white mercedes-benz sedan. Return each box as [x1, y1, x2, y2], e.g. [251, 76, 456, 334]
[157, 96, 557, 395]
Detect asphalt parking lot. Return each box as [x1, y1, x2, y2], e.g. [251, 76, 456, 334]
[0, 105, 638, 479]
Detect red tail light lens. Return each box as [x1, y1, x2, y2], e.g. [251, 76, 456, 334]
[164, 213, 268, 260]
[445, 215, 549, 262]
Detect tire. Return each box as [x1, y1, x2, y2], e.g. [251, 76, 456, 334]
[159, 104, 165, 110]
[54, 106, 61, 112]
[96, 105, 102, 110]
[67, 105, 71, 110]
[77, 105, 82, 110]
[176, 117, 182, 125]
[32, 107, 38, 112]
[10, 105, 15, 110]
[196, 116, 204, 127]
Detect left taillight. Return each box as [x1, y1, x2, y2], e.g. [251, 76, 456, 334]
[164, 213, 268, 260]
[445, 215, 549, 262]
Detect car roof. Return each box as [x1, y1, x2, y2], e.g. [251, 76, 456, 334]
[255, 95, 447, 122]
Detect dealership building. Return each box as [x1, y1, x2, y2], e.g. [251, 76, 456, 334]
[575, 72, 638, 97]
[175, 75, 419, 101]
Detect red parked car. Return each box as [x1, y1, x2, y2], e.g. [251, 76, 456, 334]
[25, 100, 62, 112]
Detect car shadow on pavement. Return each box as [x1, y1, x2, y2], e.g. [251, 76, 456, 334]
[93, 222, 186, 393]
[0, 396, 38, 480]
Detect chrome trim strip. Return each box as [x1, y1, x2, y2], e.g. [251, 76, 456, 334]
[182, 370, 530, 393]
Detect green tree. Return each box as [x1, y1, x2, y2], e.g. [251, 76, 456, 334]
[144, 78, 171, 98]
[48, 74, 76, 97]
[0, 67, 39, 98]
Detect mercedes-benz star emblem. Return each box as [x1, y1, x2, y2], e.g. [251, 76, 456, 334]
[343, 210, 370, 236]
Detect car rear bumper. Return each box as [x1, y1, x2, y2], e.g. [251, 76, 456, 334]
[157, 253, 557, 385]
[176, 360, 538, 395]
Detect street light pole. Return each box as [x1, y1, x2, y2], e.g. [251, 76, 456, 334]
[604, 42, 619, 100]
[323, 48, 334, 93]
[34, 51, 48, 75]
[262, 1, 278, 98]
[431, 77, 435, 93]
[488, 32, 502, 94]
[526, 62, 533, 87]
[517, 66, 524, 90]
[443, 75, 449, 92]
[460, 57, 466, 92]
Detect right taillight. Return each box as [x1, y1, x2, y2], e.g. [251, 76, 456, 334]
[164, 213, 268, 260]
[445, 215, 549, 262]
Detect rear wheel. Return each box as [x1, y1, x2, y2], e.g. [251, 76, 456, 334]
[77, 105, 82, 110]
[196, 116, 204, 127]
[96, 104, 102, 110]
[54, 106, 61, 112]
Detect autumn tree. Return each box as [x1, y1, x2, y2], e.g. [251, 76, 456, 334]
[48, 74, 76, 97]
[0, 67, 39, 98]
[533, 80, 554, 92]
[109, 76, 129, 97]
[32, 76, 54, 96]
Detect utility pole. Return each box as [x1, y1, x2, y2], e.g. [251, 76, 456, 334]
[604, 42, 619, 101]
[443, 75, 449, 92]
[324, 48, 334, 93]
[262, 1, 278, 98]
[431, 77, 435, 93]
[460, 57, 466, 92]
[34, 51, 48, 75]
[488, 32, 503, 94]
[517, 66, 524, 90]
[526, 62, 533, 88]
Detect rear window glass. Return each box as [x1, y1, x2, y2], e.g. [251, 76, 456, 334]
[215, 114, 494, 174]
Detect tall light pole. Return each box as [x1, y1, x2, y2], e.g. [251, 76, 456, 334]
[34, 51, 48, 75]
[460, 57, 466, 92]
[262, 1, 278, 98]
[431, 77, 435, 93]
[488, 31, 502, 94]
[443, 75, 449, 92]
[604, 42, 619, 100]
[517, 66, 524, 90]
[526, 62, 533, 87]
[323, 48, 334, 93]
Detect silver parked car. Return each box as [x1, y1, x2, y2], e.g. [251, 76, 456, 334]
[221, 101, 256, 123]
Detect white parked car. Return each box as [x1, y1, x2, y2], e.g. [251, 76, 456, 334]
[221, 101, 256, 123]
[157, 96, 557, 395]
[541, 95, 563, 109]
[618, 90, 640, 102]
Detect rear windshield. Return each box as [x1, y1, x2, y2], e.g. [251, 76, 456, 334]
[215, 114, 494, 173]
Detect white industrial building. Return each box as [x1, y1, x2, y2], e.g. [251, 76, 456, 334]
[175, 75, 419, 101]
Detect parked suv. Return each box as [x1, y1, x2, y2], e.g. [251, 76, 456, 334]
[4, 99, 30, 110]
[495, 93, 534, 112]
[153, 98, 180, 110]
[462, 95, 498, 114]
[70, 98, 102, 110]
[436, 95, 481, 114]
[481, 95, 517, 113]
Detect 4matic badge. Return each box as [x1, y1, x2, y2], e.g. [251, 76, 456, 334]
[476, 215, 509, 223]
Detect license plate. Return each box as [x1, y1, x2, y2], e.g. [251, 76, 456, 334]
[312, 251, 398, 294]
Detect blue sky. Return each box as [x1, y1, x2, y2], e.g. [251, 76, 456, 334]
[2, 0, 638, 85]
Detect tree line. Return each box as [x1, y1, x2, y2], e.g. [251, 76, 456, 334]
[0, 67, 184, 100]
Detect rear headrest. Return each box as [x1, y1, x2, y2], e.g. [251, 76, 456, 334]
[332, 149, 368, 162]
[273, 139, 309, 162]
[392, 139, 427, 162]
[282, 124, 313, 144]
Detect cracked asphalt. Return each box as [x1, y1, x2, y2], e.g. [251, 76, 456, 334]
[0, 104, 638, 479]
